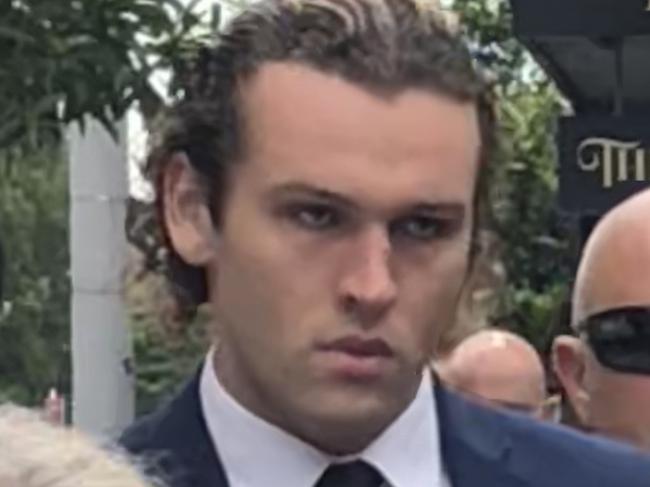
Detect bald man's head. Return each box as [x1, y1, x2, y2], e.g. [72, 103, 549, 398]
[574, 189, 650, 324]
[438, 329, 547, 415]
[554, 188, 650, 450]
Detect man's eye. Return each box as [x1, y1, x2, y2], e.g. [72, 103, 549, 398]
[289, 204, 340, 230]
[391, 216, 447, 241]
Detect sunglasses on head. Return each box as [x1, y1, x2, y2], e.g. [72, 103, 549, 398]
[574, 306, 650, 375]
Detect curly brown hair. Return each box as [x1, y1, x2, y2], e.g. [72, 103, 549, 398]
[145, 0, 496, 316]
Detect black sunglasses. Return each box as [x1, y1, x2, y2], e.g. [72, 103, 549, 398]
[575, 306, 650, 375]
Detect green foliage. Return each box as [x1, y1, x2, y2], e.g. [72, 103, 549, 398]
[453, 0, 574, 348]
[0, 147, 208, 409]
[492, 83, 573, 347]
[0, 0, 206, 149]
[0, 147, 70, 405]
[454, 0, 528, 87]
[127, 274, 209, 414]
[133, 322, 206, 415]
[0, 0, 211, 408]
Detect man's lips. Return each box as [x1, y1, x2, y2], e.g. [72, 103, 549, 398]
[315, 336, 395, 379]
[318, 336, 394, 358]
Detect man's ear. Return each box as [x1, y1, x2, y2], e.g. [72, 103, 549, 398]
[163, 152, 218, 266]
[552, 335, 590, 423]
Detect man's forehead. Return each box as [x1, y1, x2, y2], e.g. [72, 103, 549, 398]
[574, 200, 650, 322]
[233, 62, 481, 199]
[239, 62, 480, 132]
[239, 63, 481, 159]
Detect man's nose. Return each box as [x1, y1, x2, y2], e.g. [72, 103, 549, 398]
[337, 228, 397, 326]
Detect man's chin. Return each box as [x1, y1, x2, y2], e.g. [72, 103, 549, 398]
[300, 390, 403, 432]
[292, 401, 397, 454]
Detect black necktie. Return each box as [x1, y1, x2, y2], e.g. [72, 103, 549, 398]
[315, 460, 385, 487]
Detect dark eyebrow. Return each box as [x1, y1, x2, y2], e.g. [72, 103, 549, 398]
[267, 182, 466, 217]
[406, 203, 466, 219]
[266, 182, 358, 210]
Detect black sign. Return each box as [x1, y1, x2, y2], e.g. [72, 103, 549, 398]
[511, 0, 650, 37]
[558, 116, 650, 214]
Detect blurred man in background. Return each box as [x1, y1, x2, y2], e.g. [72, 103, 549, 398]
[554, 189, 650, 451]
[438, 329, 555, 419]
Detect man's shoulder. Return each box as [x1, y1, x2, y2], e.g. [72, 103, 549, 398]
[119, 401, 173, 453]
[508, 410, 649, 484]
[118, 386, 193, 485]
[119, 374, 203, 454]
[444, 390, 650, 486]
[442, 392, 650, 487]
[118, 373, 228, 487]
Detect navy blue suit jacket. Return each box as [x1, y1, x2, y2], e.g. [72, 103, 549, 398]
[120, 373, 650, 487]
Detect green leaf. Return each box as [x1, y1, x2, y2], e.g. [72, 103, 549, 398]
[0, 26, 35, 44]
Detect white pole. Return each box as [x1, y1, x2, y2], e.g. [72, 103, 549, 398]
[68, 118, 134, 437]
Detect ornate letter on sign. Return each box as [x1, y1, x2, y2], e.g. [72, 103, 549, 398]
[577, 138, 646, 188]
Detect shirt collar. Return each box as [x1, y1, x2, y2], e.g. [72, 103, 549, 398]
[200, 349, 444, 487]
[362, 369, 444, 487]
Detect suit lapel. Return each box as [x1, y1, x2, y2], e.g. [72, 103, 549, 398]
[148, 371, 230, 487]
[436, 385, 521, 487]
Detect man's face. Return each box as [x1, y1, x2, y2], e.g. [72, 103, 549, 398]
[437, 332, 548, 417]
[569, 231, 650, 450]
[202, 63, 480, 451]
[581, 345, 650, 449]
[455, 363, 547, 416]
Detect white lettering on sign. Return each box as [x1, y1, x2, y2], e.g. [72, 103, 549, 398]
[577, 137, 649, 188]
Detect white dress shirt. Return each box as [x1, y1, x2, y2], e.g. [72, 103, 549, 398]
[200, 350, 451, 487]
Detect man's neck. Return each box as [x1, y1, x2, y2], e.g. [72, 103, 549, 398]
[211, 347, 423, 456]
